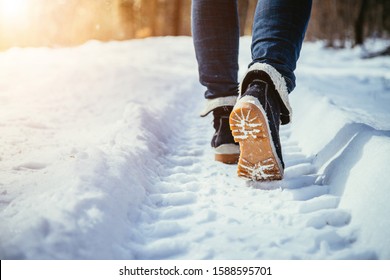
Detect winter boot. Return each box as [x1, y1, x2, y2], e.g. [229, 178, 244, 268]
[200, 96, 239, 164]
[229, 64, 288, 180]
[211, 106, 240, 164]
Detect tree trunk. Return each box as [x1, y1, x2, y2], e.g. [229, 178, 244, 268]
[354, 0, 369, 46]
[173, 0, 183, 36]
[239, 0, 249, 36]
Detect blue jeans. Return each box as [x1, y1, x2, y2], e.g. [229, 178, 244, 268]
[192, 0, 312, 99]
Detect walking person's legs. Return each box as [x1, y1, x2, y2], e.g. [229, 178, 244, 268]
[230, 0, 312, 180]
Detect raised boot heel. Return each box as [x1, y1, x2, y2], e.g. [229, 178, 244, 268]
[229, 96, 283, 181]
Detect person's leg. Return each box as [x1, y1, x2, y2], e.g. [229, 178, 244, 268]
[251, 0, 312, 94]
[192, 0, 240, 108]
[192, 0, 240, 163]
[230, 0, 312, 180]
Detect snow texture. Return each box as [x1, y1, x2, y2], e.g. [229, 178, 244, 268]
[0, 37, 389, 259]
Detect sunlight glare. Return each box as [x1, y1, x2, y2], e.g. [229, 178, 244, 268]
[0, 0, 29, 24]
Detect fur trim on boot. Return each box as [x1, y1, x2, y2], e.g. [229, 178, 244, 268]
[200, 96, 237, 117]
[239, 63, 292, 125]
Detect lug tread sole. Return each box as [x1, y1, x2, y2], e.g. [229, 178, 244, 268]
[229, 102, 283, 181]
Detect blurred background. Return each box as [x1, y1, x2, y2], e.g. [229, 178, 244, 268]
[0, 0, 389, 51]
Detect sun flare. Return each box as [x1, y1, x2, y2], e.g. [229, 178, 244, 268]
[0, 0, 29, 24]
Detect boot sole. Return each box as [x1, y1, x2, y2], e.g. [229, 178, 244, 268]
[215, 153, 239, 164]
[229, 97, 283, 181]
[214, 144, 239, 164]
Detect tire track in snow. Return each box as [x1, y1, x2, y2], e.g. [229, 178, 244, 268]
[130, 95, 363, 260]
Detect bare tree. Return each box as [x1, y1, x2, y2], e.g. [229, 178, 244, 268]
[354, 0, 369, 46]
[238, 0, 249, 36]
[173, 0, 183, 36]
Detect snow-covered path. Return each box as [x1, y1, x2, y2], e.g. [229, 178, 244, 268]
[129, 104, 364, 260]
[0, 37, 389, 259]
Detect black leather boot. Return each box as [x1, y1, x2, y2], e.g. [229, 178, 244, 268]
[230, 71, 284, 180]
[211, 106, 240, 164]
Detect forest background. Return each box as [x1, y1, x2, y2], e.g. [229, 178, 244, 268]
[0, 0, 389, 51]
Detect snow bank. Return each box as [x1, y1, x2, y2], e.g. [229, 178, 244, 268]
[291, 42, 390, 258]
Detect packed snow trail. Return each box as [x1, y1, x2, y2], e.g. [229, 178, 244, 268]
[0, 37, 389, 259]
[129, 112, 359, 259]
[126, 97, 372, 259]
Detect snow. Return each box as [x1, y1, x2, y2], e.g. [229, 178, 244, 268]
[0, 37, 389, 260]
